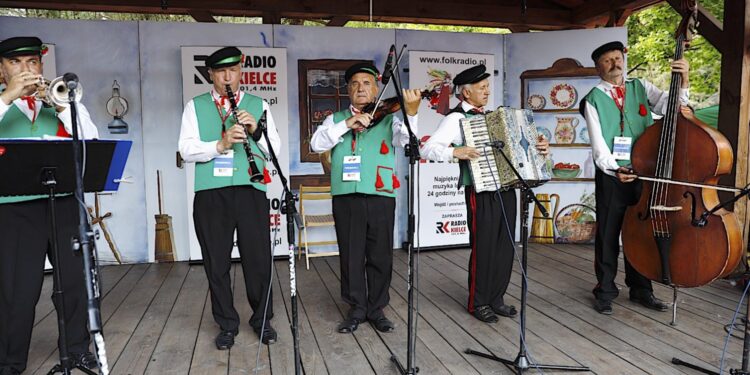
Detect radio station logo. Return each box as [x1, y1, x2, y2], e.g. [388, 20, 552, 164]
[436, 220, 467, 234]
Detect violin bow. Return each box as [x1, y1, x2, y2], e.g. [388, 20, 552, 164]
[607, 169, 742, 193]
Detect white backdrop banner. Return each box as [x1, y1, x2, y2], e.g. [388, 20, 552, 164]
[409, 50, 494, 248]
[181, 46, 289, 259]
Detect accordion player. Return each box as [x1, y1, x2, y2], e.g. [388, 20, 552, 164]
[459, 107, 551, 192]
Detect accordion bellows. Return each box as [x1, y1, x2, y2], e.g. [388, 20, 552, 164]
[460, 107, 551, 192]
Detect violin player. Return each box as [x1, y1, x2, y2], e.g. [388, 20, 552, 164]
[310, 62, 421, 334]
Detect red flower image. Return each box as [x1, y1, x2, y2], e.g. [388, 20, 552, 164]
[639, 103, 647, 116]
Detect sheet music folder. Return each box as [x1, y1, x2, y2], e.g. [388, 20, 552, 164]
[0, 139, 132, 197]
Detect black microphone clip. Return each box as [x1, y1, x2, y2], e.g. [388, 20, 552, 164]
[258, 110, 268, 131]
[489, 140, 505, 149]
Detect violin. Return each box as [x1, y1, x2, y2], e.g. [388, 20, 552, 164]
[360, 90, 434, 128]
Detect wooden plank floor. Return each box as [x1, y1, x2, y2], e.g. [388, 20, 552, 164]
[25, 244, 749, 374]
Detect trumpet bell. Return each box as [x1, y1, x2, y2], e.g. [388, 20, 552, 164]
[45, 76, 83, 107]
[49, 76, 83, 105]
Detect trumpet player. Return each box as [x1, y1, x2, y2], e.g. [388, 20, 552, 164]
[0, 36, 99, 374]
[178, 46, 281, 349]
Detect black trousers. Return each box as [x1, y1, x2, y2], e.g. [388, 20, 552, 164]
[332, 194, 395, 321]
[465, 186, 516, 313]
[594, 169, 653, 301]
[193, 186, 273, 332]
[0, 196, 89, 374]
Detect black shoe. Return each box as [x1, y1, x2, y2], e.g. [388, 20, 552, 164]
[473, 305, 499, 323]
[253, 322, 277, 345]
[71, 351, 98, 369]
[630, 293, 669, 312]
[492, 304, 518, 318]
[0, 368, 22, 375]
[370, 316, 395, 332]
[337, 317, 362, 333]
[594, 299, 613, 315]
[215, 330, 237, 350]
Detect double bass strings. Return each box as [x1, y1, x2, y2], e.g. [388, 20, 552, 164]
[650, 34, 686, 238]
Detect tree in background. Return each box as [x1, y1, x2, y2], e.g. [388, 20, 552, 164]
[626, 1, 723, 107]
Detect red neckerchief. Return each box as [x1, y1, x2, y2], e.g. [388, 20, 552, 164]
[20, 96, 38, 124]
[462, 101, 484, 115]
[212, 89, 239, 134]
[610, 84, 626, 135]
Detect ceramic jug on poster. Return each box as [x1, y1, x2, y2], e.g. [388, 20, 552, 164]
[529, 193, 560, 244]
[554, 116, 579, 144]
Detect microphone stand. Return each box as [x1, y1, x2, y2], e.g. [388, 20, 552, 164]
[44, 166, 95, 375]
[50, 79, 110, 375]
[384, 44, 421, 375]
[257, 112, 303, 374]
[465, 141, 590, 374]
[671, 184, 750, 375]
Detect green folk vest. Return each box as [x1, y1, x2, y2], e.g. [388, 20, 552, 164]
[329, 110, 398, 198]
[193, 92, 268, 193]
[0, 104, 62, 204]
[583, 79, 654, 167]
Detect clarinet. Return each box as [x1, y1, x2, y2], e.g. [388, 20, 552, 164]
[225, 84, 264, 183]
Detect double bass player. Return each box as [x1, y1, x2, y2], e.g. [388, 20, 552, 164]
[582, 41, 689, 315]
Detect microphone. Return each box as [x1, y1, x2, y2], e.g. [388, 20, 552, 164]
[381, 45, 396, 85]
[489, 140, 505, 149]
[62, 72, 79, 90]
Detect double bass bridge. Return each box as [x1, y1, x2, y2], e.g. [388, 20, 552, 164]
[650, 205, 683, 212]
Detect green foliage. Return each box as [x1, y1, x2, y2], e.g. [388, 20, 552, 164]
[626, 2, 724, 107]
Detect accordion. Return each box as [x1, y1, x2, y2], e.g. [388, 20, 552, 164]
[459, 107, 551, 192]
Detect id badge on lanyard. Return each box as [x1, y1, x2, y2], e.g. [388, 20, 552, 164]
[214, 150, 235, 177]
[343, 156, 361, 181]
[611, 87, 632, 160]
[613, 136, 632, 160]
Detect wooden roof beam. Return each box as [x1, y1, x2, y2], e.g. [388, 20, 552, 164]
[574, 0, 662, 26]
[508, 25, 531, 33]
[0, 0, 583, 30]
[606, 8, 632, 27]
[545, 0, 585, 9]
[327, 16, 349, 27]
[262, 11, 281, 24]
[188, 9, 216, 22]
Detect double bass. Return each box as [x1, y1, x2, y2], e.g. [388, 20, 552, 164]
[622, 1, 743, 288]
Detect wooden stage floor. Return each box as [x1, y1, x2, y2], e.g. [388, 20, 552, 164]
[25, 244, 747, 374]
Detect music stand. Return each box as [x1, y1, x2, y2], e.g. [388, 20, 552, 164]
[0, 139, 131, 375]
[464, 141, 591, 374]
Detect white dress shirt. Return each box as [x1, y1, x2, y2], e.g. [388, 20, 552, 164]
[422, 101, 480, 162]
[178, 89, 281, 163]
[0, 97, 99, 139]
[310, 105, 418, 152]
[584, 79, 689, 177]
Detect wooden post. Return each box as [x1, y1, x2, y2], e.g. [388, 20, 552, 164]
[718, 0, 750, 243]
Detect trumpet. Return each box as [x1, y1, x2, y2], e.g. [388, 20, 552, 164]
[33, 75, 83, 107]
